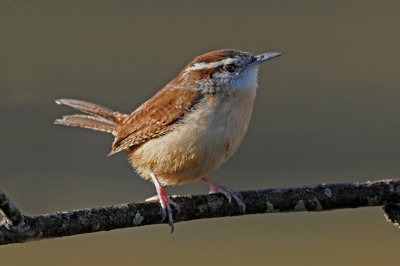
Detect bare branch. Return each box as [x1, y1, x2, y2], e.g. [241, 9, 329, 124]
[0, 190, 24, 228]
[383, 203, 400, 228]
[1, 179, 399, 245]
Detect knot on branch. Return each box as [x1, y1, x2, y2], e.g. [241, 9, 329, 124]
[0, 190, 29, 232]
[383, 203, 400, 228]
[0, 216, 29, 232]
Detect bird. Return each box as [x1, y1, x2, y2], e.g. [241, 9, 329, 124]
[55, 49, 281, 231]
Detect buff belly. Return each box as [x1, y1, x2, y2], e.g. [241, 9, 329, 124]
[128, 88, 256, 186]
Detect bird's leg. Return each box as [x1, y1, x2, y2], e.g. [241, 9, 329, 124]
[146, 173, 180, 232]
[201, 177, 246, 212]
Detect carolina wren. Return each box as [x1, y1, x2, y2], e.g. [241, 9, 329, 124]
[55, 49, 281, 231]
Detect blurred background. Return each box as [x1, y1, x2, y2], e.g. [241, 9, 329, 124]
[1, 0, 400, 265]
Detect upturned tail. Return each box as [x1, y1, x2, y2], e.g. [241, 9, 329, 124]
[54, 99, 127, 136]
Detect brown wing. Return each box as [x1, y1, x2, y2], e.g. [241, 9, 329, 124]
[109, 86, 202, 155]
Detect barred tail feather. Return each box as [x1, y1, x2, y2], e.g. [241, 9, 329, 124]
[55, 114, 118, 135]
[55, 98, 127, 124]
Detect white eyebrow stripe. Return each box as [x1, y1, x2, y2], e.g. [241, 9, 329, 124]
[184, 58, 239, 74]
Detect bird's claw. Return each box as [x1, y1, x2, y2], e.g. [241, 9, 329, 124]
[203, 177, 246, 212]
[146, 194, 180, 233]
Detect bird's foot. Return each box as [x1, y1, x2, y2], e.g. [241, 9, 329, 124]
[202, 177, 246, 212]
[145, 193, 181, 221]
[147, 173, 180, 232]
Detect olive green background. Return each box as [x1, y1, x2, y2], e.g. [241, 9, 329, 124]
[1, 0, 400, 265]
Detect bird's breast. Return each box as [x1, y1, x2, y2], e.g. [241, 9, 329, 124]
[129, 85, 257, 185]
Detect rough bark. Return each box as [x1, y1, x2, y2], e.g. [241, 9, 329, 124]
[1, 179, 399, 245]
[0, 190, 24, 228]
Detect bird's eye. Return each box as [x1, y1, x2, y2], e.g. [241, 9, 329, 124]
[223, 64, 236, 73]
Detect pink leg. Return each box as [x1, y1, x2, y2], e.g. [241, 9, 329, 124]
[146, 173, 180, 232]
[201, 177, 246, 212]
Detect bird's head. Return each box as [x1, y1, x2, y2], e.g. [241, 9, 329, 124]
[177, 49, 281, 93]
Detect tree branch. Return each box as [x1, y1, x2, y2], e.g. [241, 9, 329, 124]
[1, 179, 399, 245]
[0, 190, 24, 228]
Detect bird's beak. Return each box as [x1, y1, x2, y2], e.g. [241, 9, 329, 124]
[254, 52, 282, 64]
